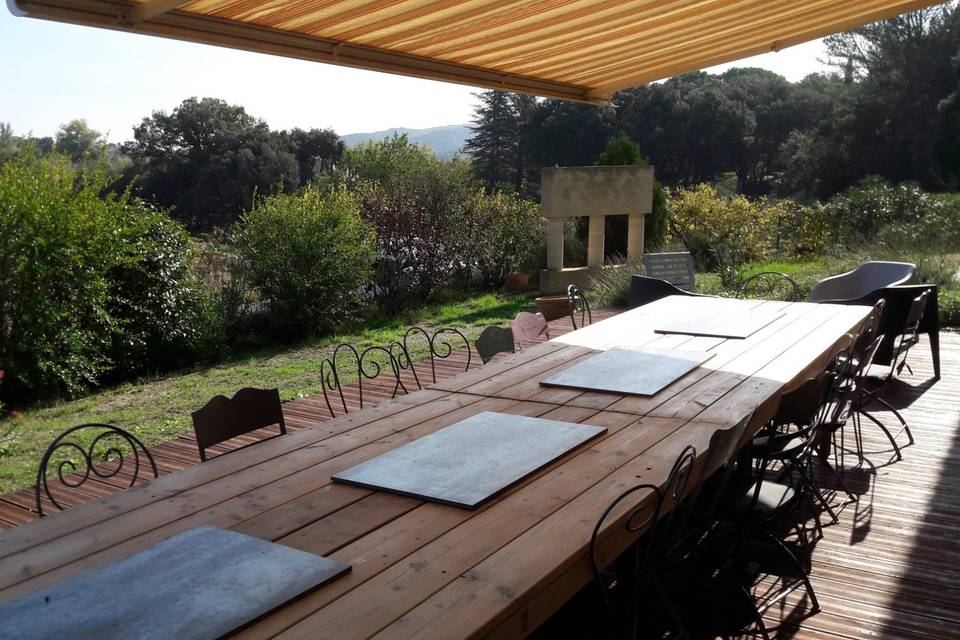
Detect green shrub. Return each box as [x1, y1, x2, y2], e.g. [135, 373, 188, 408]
[239, 185, 375, 337]
[468, 191, 543, 287]
[823, 178, 960, 249]
[941, 289, 960, 328]
[344, 135, 546, 305]
[667, 184, 778, 277]
[0, 150, 214, 402]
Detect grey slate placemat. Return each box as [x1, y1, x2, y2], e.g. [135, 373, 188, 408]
[0, 525, 350, 640]
[332, 411, 606, 509]
[540, 347, 714, 396]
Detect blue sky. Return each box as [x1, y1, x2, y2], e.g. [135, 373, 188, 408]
[1, 7, 832, 142]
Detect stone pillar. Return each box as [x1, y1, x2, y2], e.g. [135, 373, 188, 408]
[627, 213, 645, 259]
[546, 218, 565, 270]
[587, 215, 605, 269]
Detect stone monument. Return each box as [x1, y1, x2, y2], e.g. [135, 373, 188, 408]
[539, 165, 654, 294]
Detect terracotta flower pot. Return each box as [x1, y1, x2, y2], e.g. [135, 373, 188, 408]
[535, 295, 571, 322]
[504, 272, 529, 291]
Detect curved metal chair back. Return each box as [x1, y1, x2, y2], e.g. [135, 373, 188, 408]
[191, 387, 286, 462]
[320, 343, 406, 417]
[889, 289, 930, 379]
[510, 312, 550, 350]
[567, 284, 592, 329]
[389, 327, 472, 390]
[628, 275, 706, 308]
[475, 325, 515, 364]
[853, 299, 886, 358]
[736, 271, 801, 302]
[589, 445, 697, 640]
[36, 423, 158, 517]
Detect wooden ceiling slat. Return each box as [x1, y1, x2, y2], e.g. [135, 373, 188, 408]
[403, 0, 697, 60]
[325, 0, 509, 44]
[507, 0, 838, 81]
[571, 0, 915, 86]
[360, 0, 573, 50]
[452, 0, 756, 70]
[11, 0, 945, 104]
[587, 0, 941, 94]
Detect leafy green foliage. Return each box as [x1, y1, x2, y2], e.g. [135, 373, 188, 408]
[468, 191, 544, 286]
[123, 98, 342, 230]
[0, 150, 214, 402]
[238, 185, 376, 337]
[344, 134, 543, 306]
[596, 131, 670, 251]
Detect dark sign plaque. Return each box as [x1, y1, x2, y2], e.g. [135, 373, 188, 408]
[642, 251, 697, 291]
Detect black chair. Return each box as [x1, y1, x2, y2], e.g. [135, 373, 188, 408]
[475, 326, 515, 364]
[567, 284, 592, 329]
[589, 445, 699, 640]
[855, 290, 929, 461]
[192, 387, 287, 462]
[816, 284, 939, 379]
[590, 413, 768, 640]
[752, 375, 844, 524]
[36, 423, 158, 516]
[736, 271, 801, 302]
[389, 326, 471, 390]
[319, 343, 406, 417]
[628, 275, 709, 309]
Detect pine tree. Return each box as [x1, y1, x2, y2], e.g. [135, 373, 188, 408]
[464, 90, 519, 191]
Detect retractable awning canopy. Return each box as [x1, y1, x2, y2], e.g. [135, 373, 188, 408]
[9, 0, 941, 104]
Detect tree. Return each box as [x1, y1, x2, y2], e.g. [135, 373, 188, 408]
[596, 132, 669, 251]
[280, 127, 344, 184]
[720, 68, 796, 195]
[54, 119, 107, 164]
[825, 4, 960, 188]
[123, 97, 303, 230]
[464, 90, 519, 191]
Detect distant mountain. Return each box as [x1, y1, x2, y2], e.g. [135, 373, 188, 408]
[341, 125, 471, 159]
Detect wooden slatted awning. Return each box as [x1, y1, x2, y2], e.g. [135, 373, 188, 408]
[9, 0, 942, 104]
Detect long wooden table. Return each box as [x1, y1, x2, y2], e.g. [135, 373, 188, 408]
[0, 296, 870, 639]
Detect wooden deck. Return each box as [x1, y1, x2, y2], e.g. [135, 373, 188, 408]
[0, 312, 613, 529]
[0, 305, 957, 640]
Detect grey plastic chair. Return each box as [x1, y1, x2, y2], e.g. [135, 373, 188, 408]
[475, 326, 515, 364]
[808, 261, 916, 303]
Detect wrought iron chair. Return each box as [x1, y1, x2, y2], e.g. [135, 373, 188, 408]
[319, 343, 407, 418]
[388, 326, 472, 390]
[736, 271, 801, 302]
[191, 387, 286, 462]
[855, 289, 929, 461]
[35, 423, 158, 517]
[752, 374, 844, 525]
[475, 325, 515, 364]
[567, 284, 592, 329]
[589, 445, 697, 640]
[510, 311, 550, 350]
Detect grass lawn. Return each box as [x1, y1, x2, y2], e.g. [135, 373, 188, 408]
[0, 292, 535, 495]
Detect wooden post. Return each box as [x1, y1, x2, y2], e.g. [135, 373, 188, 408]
[627, 213, 644, 259]
[587, 215, 605, 269]
[546, 218, 565, 270]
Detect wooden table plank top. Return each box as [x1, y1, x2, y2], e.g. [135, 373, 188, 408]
[0, 296, 871, 640]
